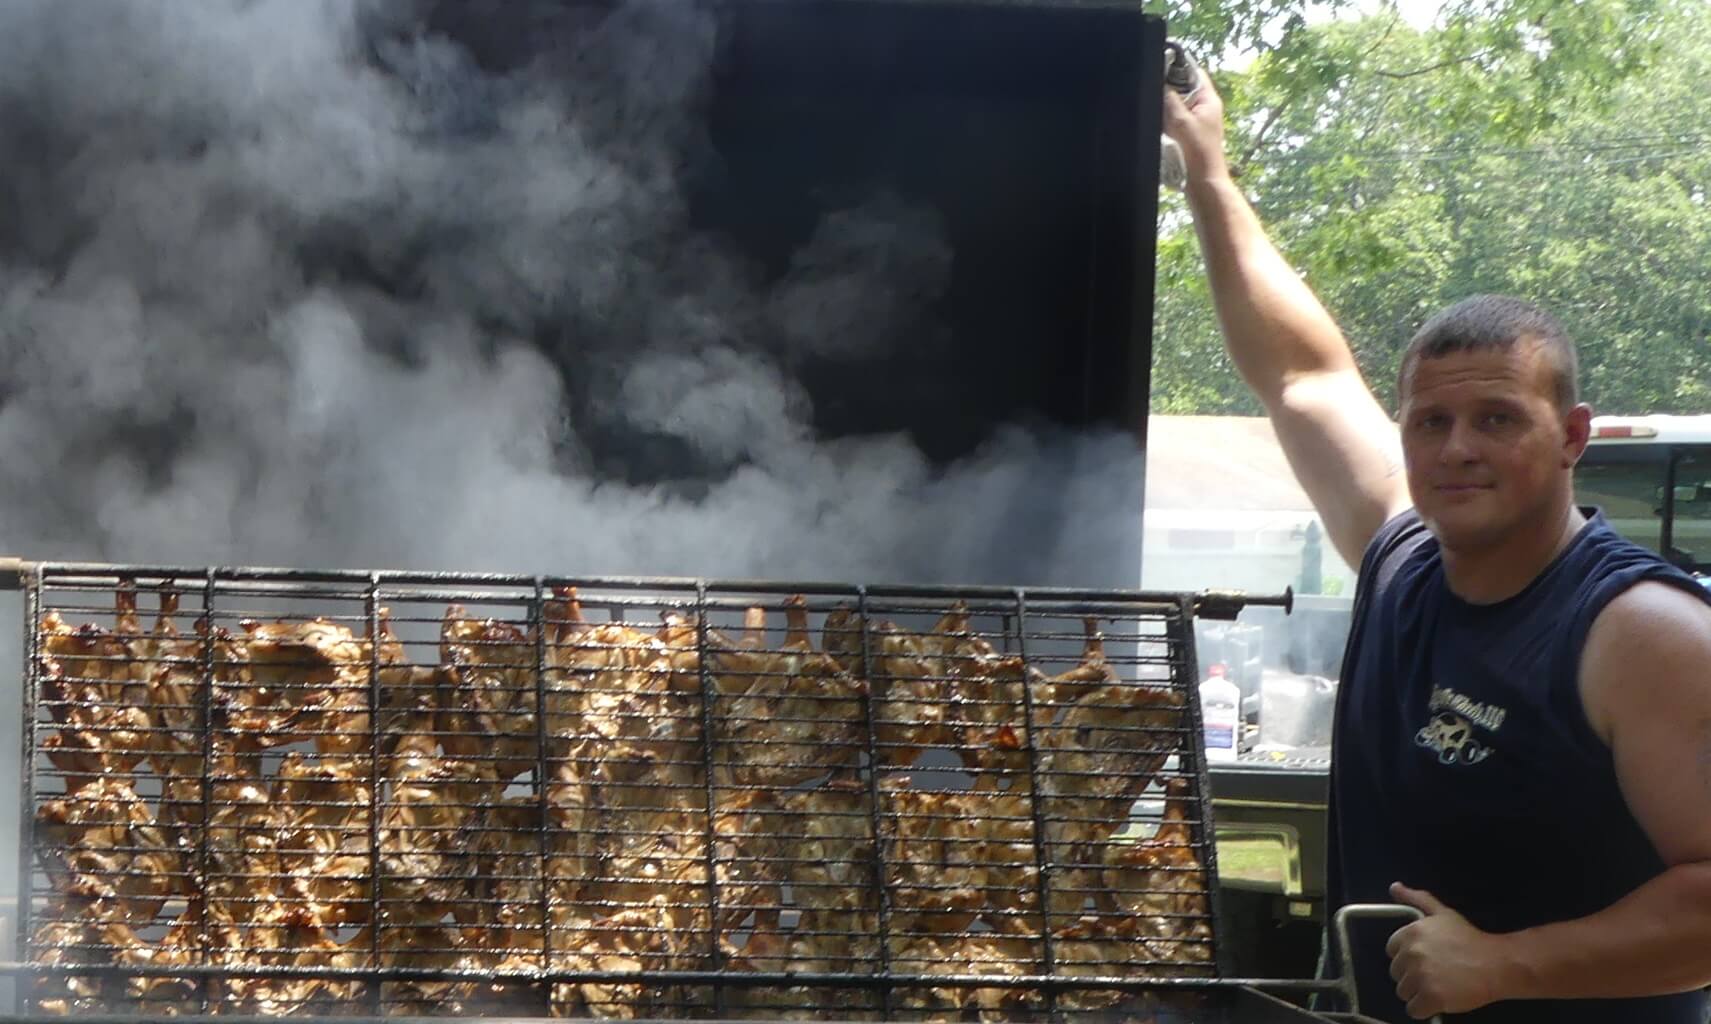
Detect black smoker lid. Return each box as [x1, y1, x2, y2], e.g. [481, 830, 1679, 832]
[426, 0, 1166, 465]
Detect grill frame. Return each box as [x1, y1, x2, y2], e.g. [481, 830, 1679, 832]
[6, 561, 1301, 1019]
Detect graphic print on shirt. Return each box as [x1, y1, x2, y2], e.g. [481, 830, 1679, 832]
[1414, 685, 1507, 766]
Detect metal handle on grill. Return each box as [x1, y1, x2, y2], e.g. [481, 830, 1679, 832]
[1332, 903, 1444, 1024]
[0, 557, 27, 590]
[1193, 586, 1293, 621]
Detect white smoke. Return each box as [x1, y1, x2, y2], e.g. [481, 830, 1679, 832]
[0, 0, 1141, 582]
[0, 0, 1144, 939]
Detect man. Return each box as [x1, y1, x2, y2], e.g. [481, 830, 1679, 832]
[1162, 71, 1711, 1022]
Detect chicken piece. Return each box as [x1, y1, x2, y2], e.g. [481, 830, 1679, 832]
[823, 608, 959, 767]
[565, 612, 710, 913]
[227, 616, 401, 754]
[891, 934, 1043, 1023]
[438, 608, 545, 782]
[26, 913, 118, 1016]
[202, 753, 289, 924]
[256, 909, 368, 1016]
[542, 586, 663, 740]
[102, 904, 361, 1017]
[580, 819, 708, 942]
[545, 758, 600, 921]
[35, 776, 184, 922]
[378, 714, 497, 929]
[360, 922, 537, 1018]
[272, 752, 373, 927]
[458, 796, 548, 958]
[1046, 787, 1216, 1011]
[778, 781, 879, 974]
[27, 915, 205, 1017]
[35, 584, 159, 788]
[1094, 778, 1215, 966]
[107, 916, 201, 1015]
[708, 597, 866, 788]
[1036, 680, 1185, 851]
[711, 790, 788, 964]
[1051, 911, 1216, 1001]
[879, 782, 991, 937]
[877, 783, 1090, 950]
[146, 602, 265, 831]
[141, 588, 209, 827]
[1032, 618, 1122, 709]
[927, 606, 1035, 782]
[556, 904, 706, 1021]
[1030, 622, 1185, 852]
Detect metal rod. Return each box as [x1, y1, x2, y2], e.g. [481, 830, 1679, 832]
[366, 573, 384, 1012]
[197, 570, 217, 1016]
[0, 961, 1252, 990]
[12, 568, 38, 1015]
[692, 582, 725, 1016]
[1175, 593, 1227, 978]
[0, 558, 28, 592]
[23, 560, 1286, 610]
[853, 587, 893, 1020]
[1009, 588, 1056, 1010]
[532, 578, 554, 997]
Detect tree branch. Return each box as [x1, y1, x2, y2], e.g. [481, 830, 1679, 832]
[1373, 48, 1497, 79]
[1235, 99, 1296, 177]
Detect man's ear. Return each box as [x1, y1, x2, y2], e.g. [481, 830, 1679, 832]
[1564, 403, 1594, 467]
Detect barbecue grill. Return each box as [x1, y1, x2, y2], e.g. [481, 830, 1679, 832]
[0, 560, 1421, 1023]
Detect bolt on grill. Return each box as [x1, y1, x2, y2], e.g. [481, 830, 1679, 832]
[9, 563, 1310, 1021]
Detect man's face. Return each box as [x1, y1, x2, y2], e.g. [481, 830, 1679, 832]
[1398, 340, 1591, 554]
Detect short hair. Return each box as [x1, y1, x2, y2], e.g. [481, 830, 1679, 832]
[1397, 295, 1580, 409]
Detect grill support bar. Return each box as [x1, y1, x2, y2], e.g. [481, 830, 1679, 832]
[366, 575, 385, 1011]
[692, 582, 728, 1015]
[1010, 588, 1057, 1013]
[198, 572, 218, 1016]
[853, 586, 894, 1020]
[532, 578, 554, 1003]
[1174, 593, 1228, 977]
[13, 568, 39, 1016]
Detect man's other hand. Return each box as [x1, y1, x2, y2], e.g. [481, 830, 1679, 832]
[1385, 881, 1513, 1019]
[1162, 68, 1230, 186]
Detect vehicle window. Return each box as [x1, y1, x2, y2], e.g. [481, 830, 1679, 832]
[1575, 447, 1671, 554]
[1672, 447, 1711, 573]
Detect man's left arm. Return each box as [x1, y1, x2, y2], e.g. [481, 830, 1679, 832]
[1384, 581, 1711, 1019]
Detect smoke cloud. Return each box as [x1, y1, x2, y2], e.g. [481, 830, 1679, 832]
[0, 0, 1141, 582]
[0, 0, 1144, 934]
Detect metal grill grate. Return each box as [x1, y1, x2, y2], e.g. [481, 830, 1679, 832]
[11, 564, 1288, 1020]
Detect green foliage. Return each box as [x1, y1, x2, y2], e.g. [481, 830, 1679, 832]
[1153, 0, 1711, 416]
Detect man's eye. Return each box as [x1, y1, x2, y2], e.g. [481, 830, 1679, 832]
[1482, 412, 1514, 428]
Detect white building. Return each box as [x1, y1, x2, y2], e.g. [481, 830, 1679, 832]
[1142, 416, 1354, 595]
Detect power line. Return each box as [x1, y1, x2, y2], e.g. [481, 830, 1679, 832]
[1257, 132, 1711, 164]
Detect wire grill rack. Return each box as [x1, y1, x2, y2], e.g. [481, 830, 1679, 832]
[9, 563, 1290, 1020]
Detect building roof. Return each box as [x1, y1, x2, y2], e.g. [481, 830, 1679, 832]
[1145, 416, 1317, 512]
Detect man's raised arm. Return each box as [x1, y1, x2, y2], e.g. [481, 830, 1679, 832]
[1163, 78, 1410, 567]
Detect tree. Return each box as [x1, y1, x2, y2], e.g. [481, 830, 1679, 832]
[1152, 0, 1710, 416]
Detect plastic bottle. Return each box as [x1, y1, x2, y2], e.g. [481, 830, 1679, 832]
[1199, 663, 1240, 763]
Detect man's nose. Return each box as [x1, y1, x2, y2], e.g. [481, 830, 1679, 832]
[1440, 420, 1480, 462]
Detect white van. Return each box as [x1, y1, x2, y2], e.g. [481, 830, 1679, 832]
[1576, 415, 1711, 582]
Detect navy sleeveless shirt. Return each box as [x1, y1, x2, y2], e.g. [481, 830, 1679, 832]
[1328, 507, 1711, 1023]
